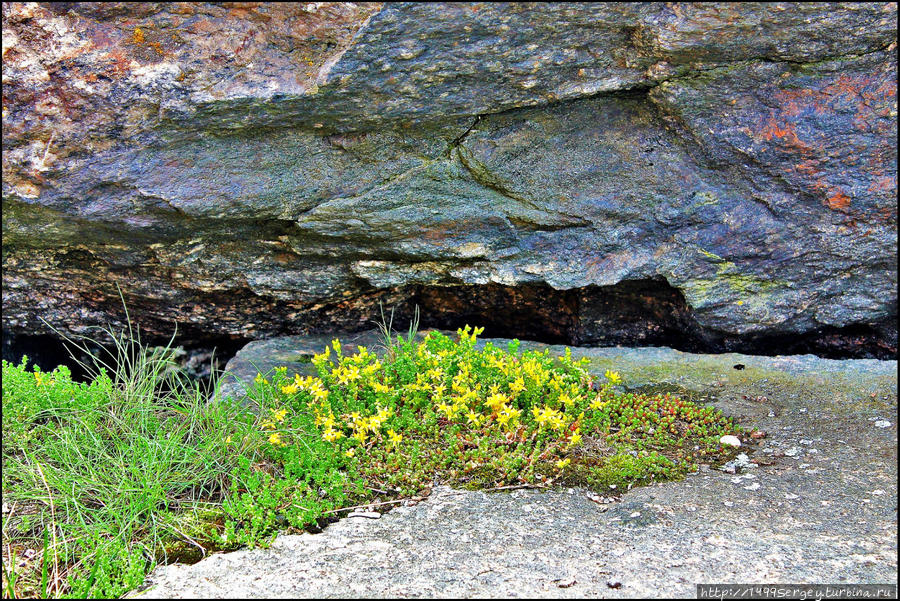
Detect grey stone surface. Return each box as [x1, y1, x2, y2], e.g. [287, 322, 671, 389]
[2, 3, 897, 354]
[135, 341, 897, 598]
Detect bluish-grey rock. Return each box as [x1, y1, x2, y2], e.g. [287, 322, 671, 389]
[2, 2, 897, 356]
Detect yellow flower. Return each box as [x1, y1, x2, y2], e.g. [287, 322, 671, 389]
[268, 432, 286, 447]
[311, 384, 329, 401]
[271, 408, 288, 423]
[485, 393, 507, 412]
[466, 410, 483, 427]
[225, 436, 232, 444]
[509, 377, 525, 396]
[345, 448, 356, 458]
[323, 427, 343, 442]
[387, 429, 402, 448]
[532, 406, 550, 426]
[497, 406, 521, 430]
[569, 432, 582, 447]
[605, 370, 622, 385]
[337, 364, 361, 385]
[549, 413, 567, 431]
[590, 397, 607, 411]
[436, 402, 458, 419]
[556, 458, 571, 469]
[312, 345, 331, 364]
[362, 361, 381, 377]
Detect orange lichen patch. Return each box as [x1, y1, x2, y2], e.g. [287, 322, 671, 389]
[776, 88, 828, 117]
[758, 117, 811, 152]
[190, 19, 215, 34]
[867, 176, 896, 193]
[172, 3, 196, 15]
[103, 48, 132, 76]
[794, 159, 821, 176]
[775, 74, 896, 127]
[148, 40, 166, 56]
[826, 190, 851, 212]
[132, 27, 145, 45]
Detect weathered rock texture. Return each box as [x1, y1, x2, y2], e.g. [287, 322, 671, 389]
[3, 2, 898, 356]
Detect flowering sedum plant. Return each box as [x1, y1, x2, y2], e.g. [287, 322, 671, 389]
[247, 326, 743, 502]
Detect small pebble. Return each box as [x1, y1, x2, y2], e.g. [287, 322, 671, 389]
[784, 447, 801, 457]
[606, 578, 622, 589]
[723, 501, 734, 507]
[719, 435, 741, 447]
[874, 420, 891, 428]
[785, 493, 799, 500]
[557, 577, 576, 588]
[744, 482, 761, 491]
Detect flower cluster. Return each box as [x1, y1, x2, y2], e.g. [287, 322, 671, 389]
[249, 324, 742, 493]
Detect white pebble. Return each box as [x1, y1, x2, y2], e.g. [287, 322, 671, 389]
[720, 435, 741, 447]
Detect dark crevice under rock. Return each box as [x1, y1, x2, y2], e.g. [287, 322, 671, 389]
[408, 280, 897, 359]
[1, 331, 250, 385]
[5, 279, 892, 381]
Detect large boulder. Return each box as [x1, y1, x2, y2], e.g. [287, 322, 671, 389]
[2, 2, 897, 356]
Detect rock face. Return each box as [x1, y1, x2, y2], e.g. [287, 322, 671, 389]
[2, 3, 897, 356]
